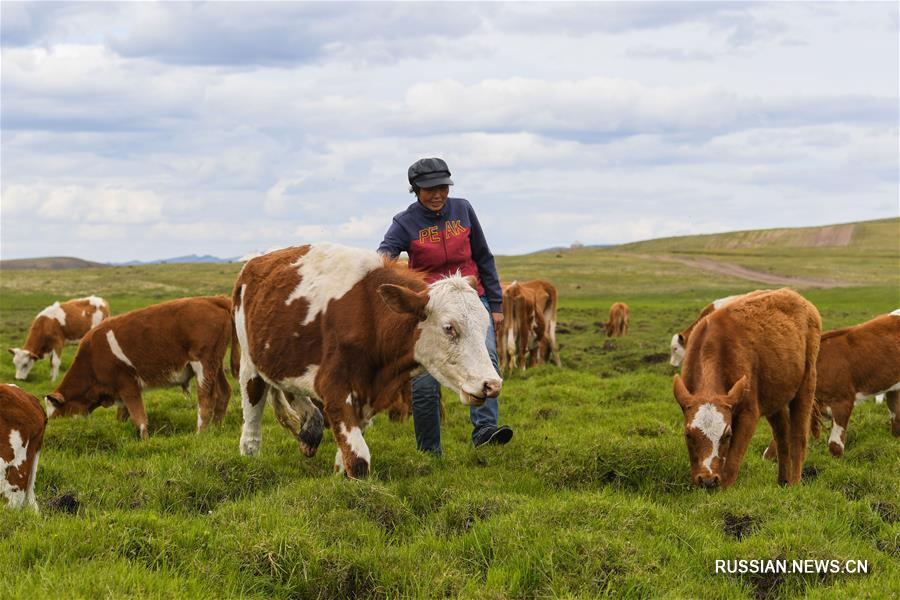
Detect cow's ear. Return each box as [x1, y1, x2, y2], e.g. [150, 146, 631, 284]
[45, 392, 65, 406]
[673, 374, 692, 410]
[378, 284, 428, 320]
[463, 276, 478, 291]
[29, 350, 40, 360]
[7, 347, 16, 356]
[725, 376, 749, 408]
[677, 333, 685, 346]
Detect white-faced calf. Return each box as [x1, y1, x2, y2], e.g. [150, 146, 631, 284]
[673, 289, 821, 489]
[9, 296, 109, 381]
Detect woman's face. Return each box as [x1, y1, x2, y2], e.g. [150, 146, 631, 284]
[417, 184, 449, 212]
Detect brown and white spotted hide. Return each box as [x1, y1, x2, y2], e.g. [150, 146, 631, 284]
[233, 243, 501, 479]
[9, 296, 110, 381]
[669, 291, 771, 367]
[763, 311, 900, 459]
[673, 289, 821, 489]
[45, 296, 237, 439]
[498, 280, 560, 373]
[0, 384, 46, 512]
[606, 302, 630, 337]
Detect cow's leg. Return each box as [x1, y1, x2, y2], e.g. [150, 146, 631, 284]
[787, 368, 816, 481]
[765, 408, 793, 485]
[211, 368, 231, 425]
[239, 373, 268, 456]
[192, 361, 216, 432]
[49, 342, 63, 382]
[886, 391, 900, 437]
[828, 399, 853, 457]
[119, 381, 149, 439]
[325, 394, 370, 479]
[719, 411, 759, 489]
[547, 316, 561, 367]
[272, 391, 324, 458]
[115, 400, 129, 422]
[25, 445, 40, 513]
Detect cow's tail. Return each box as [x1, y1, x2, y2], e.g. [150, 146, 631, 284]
[810, 398, 822, 439]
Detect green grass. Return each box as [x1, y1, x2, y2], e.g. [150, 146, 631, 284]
[1, 244, 898, 598]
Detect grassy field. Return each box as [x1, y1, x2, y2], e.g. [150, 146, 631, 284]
[0, 228, 898, 598]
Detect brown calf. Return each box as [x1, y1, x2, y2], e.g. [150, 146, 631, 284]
[673, 289, 821, 489]
[497, 280, 561, 373]
[234, 244, 501, 478]
[45, 297, 238, 438]
[763, 312, 900, 459]
[606, 302, 630, 337]
[1, 384, 46, 512]
[9, 296, 109, 381]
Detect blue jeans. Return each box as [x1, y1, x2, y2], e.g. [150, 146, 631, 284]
[410, 296, 500, 454]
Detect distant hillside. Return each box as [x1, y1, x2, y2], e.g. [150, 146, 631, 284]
[114, 254, 237, 266]
[0, 256, 107, 270]
[615, 217, 898, 254]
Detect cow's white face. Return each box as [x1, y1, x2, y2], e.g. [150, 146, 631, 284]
[670, 333, 685, 367]
[379, 275, 502, 405]
[8, 348, 38, 380]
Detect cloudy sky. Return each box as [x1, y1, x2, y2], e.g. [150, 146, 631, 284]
[1, 1, 897, 262]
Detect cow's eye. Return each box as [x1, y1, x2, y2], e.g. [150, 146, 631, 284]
[443, 324, 456, 338]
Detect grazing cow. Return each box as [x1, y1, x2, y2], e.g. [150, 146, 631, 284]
[498, 280, 561, 373]
[673, 289, 820, 489]
[9, 296, 109, 381]
[762, 311, 900, 459]
[606, 302, 630, 337]
[669, 291, 770, 367]
[1, 384, 46, 512]
[44, 297, 238, 439]
[233, 243, 501, 478]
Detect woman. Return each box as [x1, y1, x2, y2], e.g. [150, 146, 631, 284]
[378, 157, 513, 454]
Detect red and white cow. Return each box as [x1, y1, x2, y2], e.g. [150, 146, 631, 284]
[763, 311, 900, 458]
[44, 297, 238, 438]
[673, 289, 821, 489]
[497, 280, 561, 373]
[1, 384, 46, 512]
[9, 296, 109, 381]
[233, 243, 502, 478]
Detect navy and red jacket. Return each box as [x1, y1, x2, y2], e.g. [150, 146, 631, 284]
[378, 197, 503, 313]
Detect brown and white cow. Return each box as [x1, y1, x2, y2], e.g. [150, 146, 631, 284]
[9, 296, 109, 381]
[1, 384, 46, 512]
[233, 243, 502, 478]
[673, 289, 820, 489]
[44, 297, 238, 439]
[498, 280, 561, 373]
[762, 311, 900, 459]
[606, 302, 630, 337]
[669, 291, 771, 367]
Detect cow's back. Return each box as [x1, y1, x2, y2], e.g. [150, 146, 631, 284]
[60, 296, 109, 339]
[817, 314, 900, 402]
[690, 289, 820, 412]
[87, 296, 232, 385]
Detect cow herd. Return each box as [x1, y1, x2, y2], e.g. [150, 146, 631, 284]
[1, 244, 898, 511]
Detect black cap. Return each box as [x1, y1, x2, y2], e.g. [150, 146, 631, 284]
[408, 157, 454, 188]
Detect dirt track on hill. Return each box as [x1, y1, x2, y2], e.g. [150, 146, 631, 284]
[634, 254, 851, 288]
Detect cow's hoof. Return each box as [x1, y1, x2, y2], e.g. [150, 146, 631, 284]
[345, 458, 370, 480]
[240, 438, 261, 456]
[298, 414, 324, 457]
[892, 424, 899, 437]
[828, 442, 844, 457]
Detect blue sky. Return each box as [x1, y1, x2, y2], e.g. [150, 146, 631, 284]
[1, 1, 897, 262]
